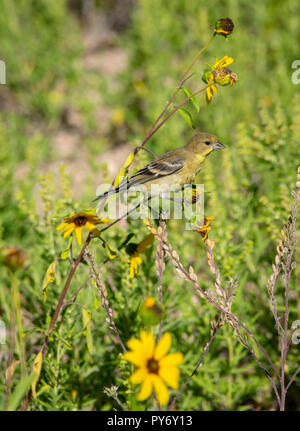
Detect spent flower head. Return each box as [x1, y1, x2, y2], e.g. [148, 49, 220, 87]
[215, 17, 234, 37]
[202, 56, 237, 103]
[123, 331, 183, 405]
[0, 246, 28, 272]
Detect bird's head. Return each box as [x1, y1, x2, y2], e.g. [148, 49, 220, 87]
[185, 132, 225, 159]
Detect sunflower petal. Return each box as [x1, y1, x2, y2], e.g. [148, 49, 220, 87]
[127, 338, 144, 352]
[137, 375, 153, 401]
[85, 222, 97, 232]
[140, 331, 155, 358]
[154, 332, 171, 360]
[130, 367, 147, 384]
[123, 351, 145, 367]
[63, 225, 75, 238]
[152, 374, 169, 405]
[56, 222, 67, 231]
[159, 366, 180, 389]
[159, 352, 183, 367]
[75, 226, 82, 245]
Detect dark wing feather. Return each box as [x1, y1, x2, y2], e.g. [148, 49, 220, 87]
[130, 158, 185, 182]
[93, 154, 185, 202]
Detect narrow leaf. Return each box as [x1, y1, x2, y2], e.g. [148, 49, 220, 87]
[183, 87, 200, 113]
[7, 373, 36, 411]
[178, 108, 195, 129]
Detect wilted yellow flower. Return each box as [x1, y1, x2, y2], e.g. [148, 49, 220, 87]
[215, 17, 234, 37]
[196, 216, 215, 240]
[127, 234, 154, 278]
[57, 211, 109, 245]
[213, 67, 237, 86]
[123, 331, 183, 405]
[202, 56, 237, 103]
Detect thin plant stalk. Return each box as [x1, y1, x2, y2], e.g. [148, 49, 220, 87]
[138, 34, 215, 153]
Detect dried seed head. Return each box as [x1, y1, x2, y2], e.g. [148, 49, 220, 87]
[1, 246, 28, 271]
[213, 68, 238, 86]
[215, 17, 234, 37]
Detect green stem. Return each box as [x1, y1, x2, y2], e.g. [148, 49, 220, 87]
[139, 34, 215, 151]
[12, 273, 27, 380]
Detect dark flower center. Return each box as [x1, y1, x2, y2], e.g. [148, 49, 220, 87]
[74, 216, 87, 227]
[147, 358, 159, 374]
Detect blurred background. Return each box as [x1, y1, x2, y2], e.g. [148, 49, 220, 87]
[0, 0, 300, 411]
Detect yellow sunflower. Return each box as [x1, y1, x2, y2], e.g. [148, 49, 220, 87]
[56, 211, 109, 245]
[123, 331, 183, 406]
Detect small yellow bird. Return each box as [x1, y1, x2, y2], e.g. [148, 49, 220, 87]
[94, 132, 225, 202]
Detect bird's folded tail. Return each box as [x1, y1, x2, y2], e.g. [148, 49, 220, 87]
[93, 180, 130, 202]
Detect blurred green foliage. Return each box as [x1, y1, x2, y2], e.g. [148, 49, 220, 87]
[0, 0, 300, 411]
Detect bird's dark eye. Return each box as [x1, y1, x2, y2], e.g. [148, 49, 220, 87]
[205, 141, 211, 146]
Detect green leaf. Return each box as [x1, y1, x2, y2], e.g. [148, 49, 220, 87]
[178, 108, 195, 129]
[52, 331, 72, 350]
[7, 373, 36, 411]
[183, 87, 200, 113]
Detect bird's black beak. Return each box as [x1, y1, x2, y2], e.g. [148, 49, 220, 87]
[213, 141, 226, 150]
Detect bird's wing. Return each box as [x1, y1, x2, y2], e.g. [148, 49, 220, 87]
[129, 152, 186, 186]
[93, 151, 186, 202]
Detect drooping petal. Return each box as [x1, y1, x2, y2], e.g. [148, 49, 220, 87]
[159, 352, 183, 367]
[151, 374, 169, 406]
[123, 351, 145, 367]
[206, 86, 213, 103]
[137, 375, 153, 401]
[154, 332, 171, 360]
[75, 226, 82, 245]
[129, 262, 135, 279]
[159, 366, 180, 389]
[130, 367, 147, 384]
[63, 225, 75, 238]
